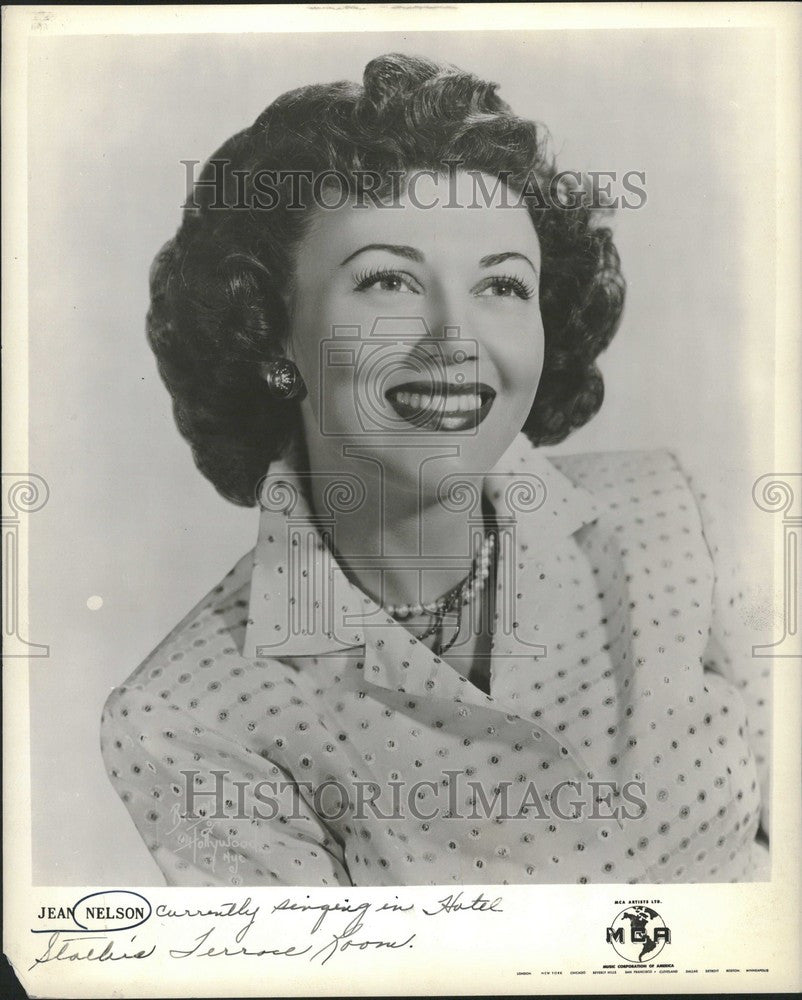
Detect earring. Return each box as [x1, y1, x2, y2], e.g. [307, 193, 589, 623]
[263, 359, 306, 400]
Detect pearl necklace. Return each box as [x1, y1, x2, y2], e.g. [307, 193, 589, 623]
[384, 532, 496, 621]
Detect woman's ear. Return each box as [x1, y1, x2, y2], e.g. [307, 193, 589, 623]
[258, 334, 297, 382]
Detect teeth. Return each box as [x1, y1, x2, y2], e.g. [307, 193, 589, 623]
[389, 389, 485, 413]
[441, 413, 467, 429]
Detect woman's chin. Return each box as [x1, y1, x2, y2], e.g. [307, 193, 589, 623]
[376, 427, 519, 496]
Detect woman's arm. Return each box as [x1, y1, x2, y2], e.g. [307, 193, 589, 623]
[100, 685, 352, 888]
[671, 455, 772, 841]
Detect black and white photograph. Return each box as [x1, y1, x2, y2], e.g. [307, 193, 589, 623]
[3, 4, 800, 996]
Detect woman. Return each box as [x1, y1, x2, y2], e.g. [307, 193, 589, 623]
[101, 53, 769, 886]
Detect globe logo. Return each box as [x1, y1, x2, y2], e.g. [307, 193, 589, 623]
[606, 906, 671, 963]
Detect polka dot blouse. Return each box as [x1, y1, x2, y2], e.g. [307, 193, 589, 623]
[101, 433, 770, 887]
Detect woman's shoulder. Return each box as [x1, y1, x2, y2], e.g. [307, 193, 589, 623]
[547, 444, 684, 488]
[545, 445, 725, 545]
[548, 445, 740, 533]
[547, 445, 748, 589]
[101, 549, 255, 728]
[545, 444, 702, 510]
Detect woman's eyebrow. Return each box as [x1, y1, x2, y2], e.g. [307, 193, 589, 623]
[340, 244, 424, 266]
[479, 251, 538, 273]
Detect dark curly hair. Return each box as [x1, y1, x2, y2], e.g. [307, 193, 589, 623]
[147, 53, 625, 506]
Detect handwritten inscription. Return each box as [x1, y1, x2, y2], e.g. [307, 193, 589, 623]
[29, 934, 155, 968]
[29, 891, 503, 972]
[422, 892, 503, 916]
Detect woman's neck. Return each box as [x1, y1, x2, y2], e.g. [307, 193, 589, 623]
[297, 434, 483, 613]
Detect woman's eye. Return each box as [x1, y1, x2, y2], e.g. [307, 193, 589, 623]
[474, 275, 535, 300]
[353, 268, 420, 294]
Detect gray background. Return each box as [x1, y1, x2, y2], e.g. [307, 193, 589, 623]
[26, 28, 776, 884]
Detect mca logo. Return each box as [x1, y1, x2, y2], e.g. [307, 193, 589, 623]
[606, 905, 671, 963]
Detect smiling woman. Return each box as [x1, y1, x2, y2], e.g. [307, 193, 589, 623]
[290, 174, 543, 451]
[100, 53, 769, 888]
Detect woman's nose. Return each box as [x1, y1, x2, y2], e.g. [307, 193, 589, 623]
[418, 288, 478, 363]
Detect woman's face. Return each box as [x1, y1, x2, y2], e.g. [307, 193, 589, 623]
[285, 170, 545, 492]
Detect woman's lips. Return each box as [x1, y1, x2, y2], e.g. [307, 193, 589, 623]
[384, 381, 496, 431]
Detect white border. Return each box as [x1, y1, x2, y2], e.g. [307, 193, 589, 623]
[3, 4, 800, 996]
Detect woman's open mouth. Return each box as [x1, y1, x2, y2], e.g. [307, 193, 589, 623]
[384, 380, 496, 431]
